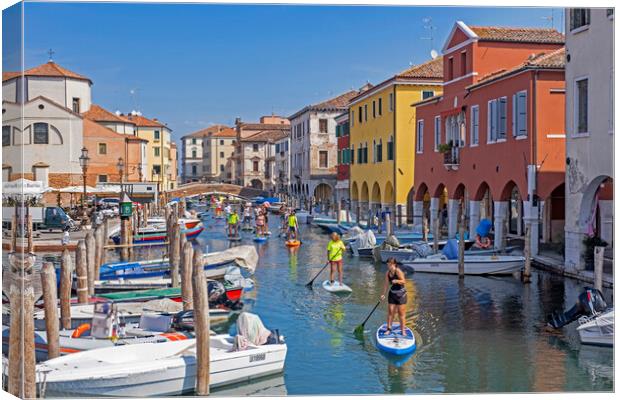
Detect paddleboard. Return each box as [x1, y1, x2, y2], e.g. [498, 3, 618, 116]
[375, 323, 416, 355]
[285, 240, 301, 247]
[253, 236, 268, 243]
[228, 235, 242, 241]
[321, 280, 352, 293]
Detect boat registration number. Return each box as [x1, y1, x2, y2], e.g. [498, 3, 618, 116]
[250, 353, 266, 363]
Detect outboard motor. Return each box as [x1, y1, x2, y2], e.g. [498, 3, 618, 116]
[547, 287, 607, 329]
[207, 280, 226, 304]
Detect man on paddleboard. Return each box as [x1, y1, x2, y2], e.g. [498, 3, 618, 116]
[380, 257, 407, 336]
[287, 210, 299, 241]
[326, 232, 346, 286]
[228, 208, 239, 237]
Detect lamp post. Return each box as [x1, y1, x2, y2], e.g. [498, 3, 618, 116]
[117, 157, 125, 193]
[78, 147, 90, 217]
[137, 162, 143, 182]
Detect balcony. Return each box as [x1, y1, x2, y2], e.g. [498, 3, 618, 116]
[442, 145, 460, 171]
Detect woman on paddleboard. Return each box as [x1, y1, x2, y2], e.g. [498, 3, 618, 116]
[380, 257, 407, 336]
[255, 210, 266, 236]
[326, 232, 346, 286]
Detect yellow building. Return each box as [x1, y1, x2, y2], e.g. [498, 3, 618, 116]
[123, 113, 177, 191]
[348, 58, 443, 221]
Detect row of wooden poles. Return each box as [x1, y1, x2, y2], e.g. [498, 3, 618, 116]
[7, 198, 213, 398]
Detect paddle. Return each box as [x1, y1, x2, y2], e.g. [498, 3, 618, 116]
[305, 247, 342, 288]
[353, 300, 381, 336]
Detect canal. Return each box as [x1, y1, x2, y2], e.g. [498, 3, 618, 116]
[195, 215, 613, 394]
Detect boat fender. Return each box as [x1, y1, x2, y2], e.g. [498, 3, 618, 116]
[71, 323, 91, 338]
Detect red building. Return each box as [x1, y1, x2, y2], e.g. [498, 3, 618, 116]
[412, 21, 566, 254]
[335, 111, 350, 205]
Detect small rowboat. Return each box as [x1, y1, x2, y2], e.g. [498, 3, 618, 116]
[321, 280, 352, 294]
[376, 323, 416, 355]
[285, 240, 301, 247]
[111, 223, 204, 245]
[402, 254, 525, 275]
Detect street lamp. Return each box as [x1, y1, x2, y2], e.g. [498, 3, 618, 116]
[78, 147, 90, 214]
[117, 157, 125, 188]
[137, 162, 143, 182]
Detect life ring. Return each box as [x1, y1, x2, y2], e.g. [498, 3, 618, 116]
[71, 323, 91, 338]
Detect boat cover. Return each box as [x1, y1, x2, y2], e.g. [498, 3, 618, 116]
[224, 266, 255, 290]
[233, 312, 272, 351]
[442, 239, 459, 260]
[349, 229, 376, 256]
[476, 219, 492, 237]
[204, 246, 258, 274]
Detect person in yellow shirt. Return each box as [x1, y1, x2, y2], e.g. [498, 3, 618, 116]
[227, 209, 239, 237]
[326, 232, 346, 285]
[287, 211, 299, 241]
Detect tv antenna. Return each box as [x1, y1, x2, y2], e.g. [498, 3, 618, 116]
[129, 88, 141, 112]
[421, 17, 438, 59]
[541, 9, 555, 30]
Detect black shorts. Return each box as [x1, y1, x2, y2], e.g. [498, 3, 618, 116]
[388, 289, 407, 305]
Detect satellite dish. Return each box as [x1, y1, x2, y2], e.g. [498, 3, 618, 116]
[430, 49, 439, 59]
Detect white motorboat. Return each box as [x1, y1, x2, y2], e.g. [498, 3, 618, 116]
[576, 308, 614, 347]
[35, 334, 286, 397]
[402, 254, 524, 275]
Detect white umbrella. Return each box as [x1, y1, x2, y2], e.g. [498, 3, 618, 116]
[2, 178, 49, 196]
[56, 185, 99, 194]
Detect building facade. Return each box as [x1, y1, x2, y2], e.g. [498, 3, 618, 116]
[180, 124, 228, 183]
[413, 21, 566, 254]
[273, 135, 291, 196]
[335, 111, 350, 205]
[288, 89, 367, 207]
[348, 60, 443, 221]
[202, 127, 236, 183]
[564, 8, 614, 269]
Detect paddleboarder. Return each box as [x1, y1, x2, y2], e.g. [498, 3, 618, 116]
[227, 208, 239, 237]
[326, 232, 346, 286]
[287, 210, 299, 241]
[380, 257, 408, 336]
[255, 210, 266, 236]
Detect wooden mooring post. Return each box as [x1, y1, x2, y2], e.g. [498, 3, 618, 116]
[181, 240, 194, 311]
[7, 251, 36, 399]
[422, 217, 429, 242]
[385, 210, 393, 236]
[522, 224, 532, 283]
[192, 247, 210, 395]
[458, 205, 465, 278]
[433, 216, 440, 254]
[40, 262, 60, 359]
[60, 248, 73, 330]
[594, 246, 604, 292]
[86, 230, 96, 296]
[94, 225, 103, 281]
[75, 239, 89, 303]
[170, 220, 181, 288]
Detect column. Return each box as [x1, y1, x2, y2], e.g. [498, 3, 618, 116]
[447, 199, 459, 239]
[429, 197, 439, 234]
[598, 200, 614, 247]
[523, 200, 540, 256]
[493, 201, 508, 250]
[412, 200, 424, 229]
[469, 200, 481, 239]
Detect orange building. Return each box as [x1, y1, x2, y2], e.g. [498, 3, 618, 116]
[412, 22, 566, 254]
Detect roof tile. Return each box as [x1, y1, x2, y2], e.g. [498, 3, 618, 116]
[395, 56, 444, 80]
[82, 104, 135, 124]
[3, 61, 91, 83]
[470, 26, 564, 44]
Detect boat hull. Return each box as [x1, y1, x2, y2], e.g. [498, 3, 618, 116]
[403, 256, 524, 275]
[577, 309, 614, 347]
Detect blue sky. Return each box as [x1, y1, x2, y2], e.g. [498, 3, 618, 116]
[3, 2, 563, 143]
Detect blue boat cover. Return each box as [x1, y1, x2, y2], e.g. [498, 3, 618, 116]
[442, 239, 459, 260]
[476, 219, 492, 237]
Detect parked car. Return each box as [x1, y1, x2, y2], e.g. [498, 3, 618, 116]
[98, 198, 120, 209]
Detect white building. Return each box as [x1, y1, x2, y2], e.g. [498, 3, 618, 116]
[201, 126, 236, 183]
[273, 135, 290, 196]
[288, 89, 361, 206]
[564, 8, 614, 270]
[2, 61, 91, 187]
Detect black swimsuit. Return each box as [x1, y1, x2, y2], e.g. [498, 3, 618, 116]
[388, 270, 407, 305]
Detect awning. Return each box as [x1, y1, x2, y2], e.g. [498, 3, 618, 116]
[2, 178, 51, 196]
[335, 180, 349, 190]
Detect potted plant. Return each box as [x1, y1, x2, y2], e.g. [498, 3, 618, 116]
[437, 143, 452, 153]
[583, 235, 608, 269]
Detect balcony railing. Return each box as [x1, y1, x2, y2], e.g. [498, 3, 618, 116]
[443, 146, 460, 170]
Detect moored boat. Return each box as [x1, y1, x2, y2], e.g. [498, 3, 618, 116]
[402, 254, 525, 275]
[576, 308, 614, 347]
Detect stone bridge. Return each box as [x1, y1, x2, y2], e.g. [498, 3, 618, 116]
[168, 183, 268, 200]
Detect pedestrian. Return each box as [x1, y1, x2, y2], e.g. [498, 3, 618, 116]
[61, 226, 70, 247]
[326, 232, 346, 286]
[380, 257, 408, 336]
[227, 208, 239, 237]
[243, 204, 252, 228]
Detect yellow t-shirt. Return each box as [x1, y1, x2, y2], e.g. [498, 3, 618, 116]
[228, 213, 239, 224]
[288, 215, 297, 227]
[327, 240, 346, 262]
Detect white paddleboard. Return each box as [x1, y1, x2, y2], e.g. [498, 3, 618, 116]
[376, 323, 416, 355]
[322, 280, 352, 293]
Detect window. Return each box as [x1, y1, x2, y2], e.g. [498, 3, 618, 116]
[192, 138, 196, 145]
[220, 165, 225, 172]
[319, 119, 328, 133]
[253, 161, 259, 172]
[470, 105, 479, 145]
[219, 139, 224, 145]
[154, 147, 160, 157]
[448, 57, 454, 80]
[253, 143, 259, 152]
[498, 97, 507, 140]
[98, 175, 107, 183]
[276, 143, 280, 153]
[416, 120, 424, 153]
[98, 143, 107, 154]
[152, 165, 161, 175]
[351, 145, 355, 164]
[487, 100, 497, 142]
[358, 106, 362, 123]
[434, 116, 441, 151]
[363, 144, 368, 163]
[512, 91, 528, 137]
[372, 101, 376, 118]
[351, 110, 355, 126]
[154, 130, 160, 140]
[422, 91, 435, 100]
[372, 140, 376, 163]
[378, 98, 383, 116]
[389, 93, 394, 112]
[387, 136, 394, 160]
[364, 104, 368, 121]
[575, 78, 589, 135]
[357, 146, 362, 164]
[607, 8, 614, 18]
[192, 165, 197, 175]
[460, 51, 467, 76]
[376, 139, 382, 162]
[72, 98, 80, 113]
[220, 151, 224, 158]
[192, 149, 197, 158]
[319, 151, 328, 168]
[33, 123, 48, 144]
[3, 126, 10, 146]
[570, 8, 590, 31]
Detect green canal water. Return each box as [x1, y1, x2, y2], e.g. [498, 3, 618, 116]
[194, 216, 613, 395]
[9, 214, 613, 395]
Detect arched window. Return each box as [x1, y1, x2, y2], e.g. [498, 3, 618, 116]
[33, 123, 48, 144]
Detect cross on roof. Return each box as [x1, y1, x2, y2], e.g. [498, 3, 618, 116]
[47, 48, 54, 62]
